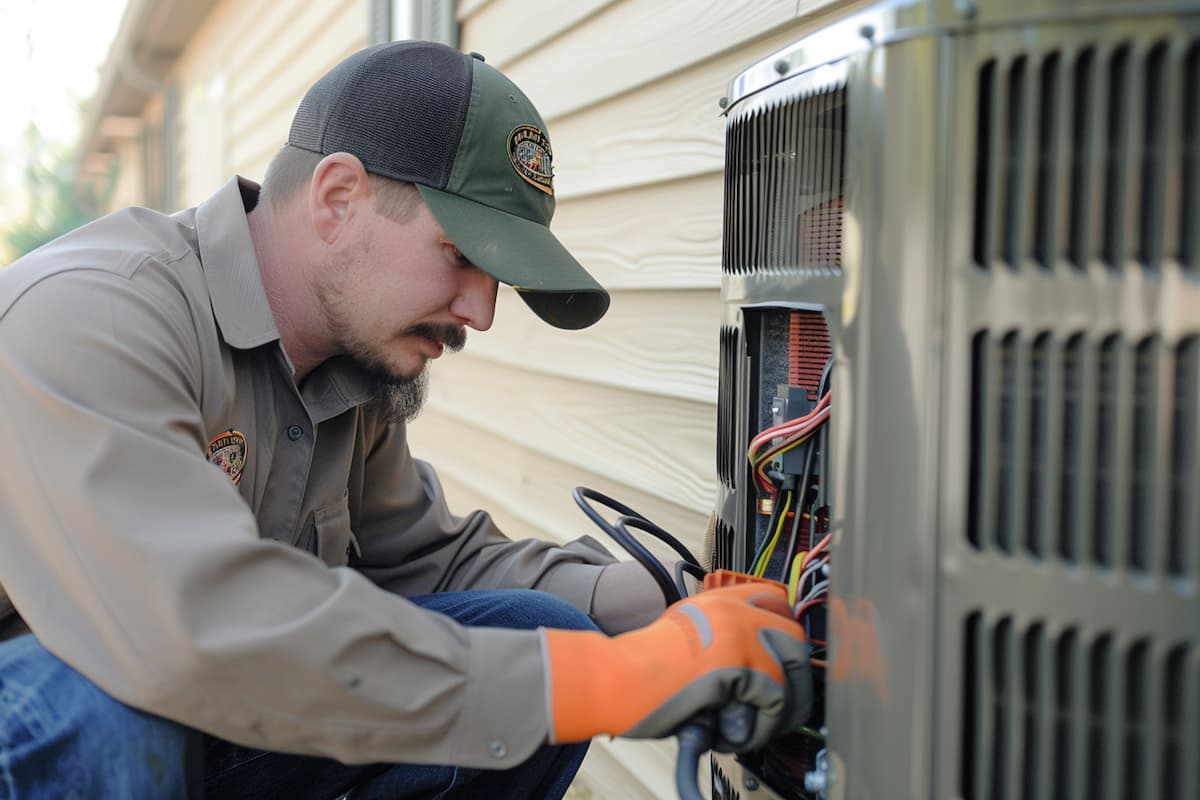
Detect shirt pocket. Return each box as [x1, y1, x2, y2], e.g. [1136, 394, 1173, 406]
[308, 489, 360, 568]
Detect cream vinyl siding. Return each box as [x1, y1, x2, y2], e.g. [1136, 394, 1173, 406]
[409, 1, 857, 796]
[172, 0, 368, 207]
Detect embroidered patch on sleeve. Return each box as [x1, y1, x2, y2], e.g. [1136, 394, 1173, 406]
[207, 430, 248, 486]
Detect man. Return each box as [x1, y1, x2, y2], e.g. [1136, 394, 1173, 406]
[0, 41, 810, 798]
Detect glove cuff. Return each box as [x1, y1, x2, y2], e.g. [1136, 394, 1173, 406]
[544, 628, 625, 743]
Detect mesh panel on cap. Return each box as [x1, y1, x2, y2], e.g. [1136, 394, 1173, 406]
[288, 42, 472, 190]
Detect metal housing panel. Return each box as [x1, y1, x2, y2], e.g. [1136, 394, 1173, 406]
[717, 1, 1200, 797]
[939, 11, 1200, 800]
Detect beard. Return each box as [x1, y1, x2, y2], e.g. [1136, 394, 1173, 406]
[347, 323, 466, 424]
[354, 356, 429, 424]
[316, 234, 467, 424]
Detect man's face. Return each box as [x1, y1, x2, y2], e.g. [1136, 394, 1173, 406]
[315, 197, 499, 421]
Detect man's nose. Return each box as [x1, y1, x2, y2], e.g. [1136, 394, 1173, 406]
[452, 268, 499, 331]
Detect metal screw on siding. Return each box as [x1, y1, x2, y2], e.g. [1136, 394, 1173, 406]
[773, 59, 789, 75]
[718, 96, 729, 109]
[858, 24, 875, 41]
[743, 774, 760, 791]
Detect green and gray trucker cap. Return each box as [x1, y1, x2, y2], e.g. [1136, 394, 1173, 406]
[287, 40, 609, 330]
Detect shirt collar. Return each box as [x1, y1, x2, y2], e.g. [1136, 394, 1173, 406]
[194, 176, 376, 417]
[195, 176, 280, 350]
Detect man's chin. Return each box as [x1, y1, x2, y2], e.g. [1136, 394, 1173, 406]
[348, 356, 429, 424]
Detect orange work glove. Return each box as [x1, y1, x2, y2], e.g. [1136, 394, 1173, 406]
[544, 579, 812, 752]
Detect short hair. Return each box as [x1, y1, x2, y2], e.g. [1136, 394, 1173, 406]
[259, 144, 421, 223]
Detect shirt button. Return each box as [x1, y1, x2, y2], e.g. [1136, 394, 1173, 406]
[287, 425, 304, 441]
[487, 739, 508, 759]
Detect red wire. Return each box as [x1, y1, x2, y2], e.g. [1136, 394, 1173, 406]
[794, 595, 827, 621]
[748, 391, 830, 455]
[799, 534, 831, 572]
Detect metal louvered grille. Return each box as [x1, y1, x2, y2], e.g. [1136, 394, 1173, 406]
[717, 326, 741, 489]
[973, 37, 1200, 272]
[967, 329, 1199, 579]
[960, 615, 1198, 800]
[711, 758, 744, 800]
[723, 85, 847, 275]
[710, 517, 736, 574]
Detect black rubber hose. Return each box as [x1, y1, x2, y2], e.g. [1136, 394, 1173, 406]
[675, 722, 711, 800]
[612, 515, 680, 605]
[674, 559, 707, 599]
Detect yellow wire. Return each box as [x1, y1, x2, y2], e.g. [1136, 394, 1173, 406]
[751, 430, 820, 493]
[787, 551, 807, 606]
[752, 491, 792, 577]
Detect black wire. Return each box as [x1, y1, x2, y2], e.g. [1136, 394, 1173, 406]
[572, 488, 705, 568]
[815, 355, 833, 536]
[612, 516, 681, 605]
[817, 356, 833, 398]
[675, 722, 711, 800]
[780, 437, 817, 583]
[674, 558, 707, 599]
[572, 487, 705, 607]
[615, 512, 704, 568]
[785, 357, 834, 593]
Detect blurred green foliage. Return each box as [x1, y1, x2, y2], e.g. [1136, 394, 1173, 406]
[4, 125, 114, 261]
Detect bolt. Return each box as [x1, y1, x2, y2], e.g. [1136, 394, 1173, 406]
[804, 768, 828, 793]
[743, 774, 759, 791]
[773, 59, 789, 75]
[718, 96, 729, 109]
[805, 748, 832, 795]
[859, 24, 875, 41]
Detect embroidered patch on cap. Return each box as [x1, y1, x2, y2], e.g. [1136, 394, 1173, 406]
[207, 430, 248, 486]
[508, 124, 554, 195]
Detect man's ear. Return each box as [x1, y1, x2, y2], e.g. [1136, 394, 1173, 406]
[309, 152, 371, 244]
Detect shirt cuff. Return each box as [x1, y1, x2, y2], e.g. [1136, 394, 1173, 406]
[588, 560, 670, 634]
[534, 534, 616, 614]
[449, 626, 549, 768]
[536, 561, 609, 615]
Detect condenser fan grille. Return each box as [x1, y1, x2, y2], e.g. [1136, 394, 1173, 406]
[723, 84, 847, 275]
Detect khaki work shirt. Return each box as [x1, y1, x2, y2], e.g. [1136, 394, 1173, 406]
[0, 176, 616, 768]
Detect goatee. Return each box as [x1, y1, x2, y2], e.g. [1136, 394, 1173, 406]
[353, 324, 466, 424]
[366, 367, 429, 424]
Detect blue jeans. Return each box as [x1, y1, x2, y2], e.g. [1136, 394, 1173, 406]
[0, 590, 594, 799]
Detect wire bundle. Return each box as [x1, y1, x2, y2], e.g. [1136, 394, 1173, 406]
[790, 534, 830, 620]
[747, 391, 830, 497]
[745, 360, 833, 619]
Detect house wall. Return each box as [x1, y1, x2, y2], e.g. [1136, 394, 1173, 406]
[95, 0, 857, 795]
[424, 1, 859, 795]
[171, 0, 368, 205]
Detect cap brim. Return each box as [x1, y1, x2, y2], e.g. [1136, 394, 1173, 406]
[416, 185, 610, 330]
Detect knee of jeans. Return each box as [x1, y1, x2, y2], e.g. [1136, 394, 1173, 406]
[518, 591, 598, 632]
[1, 640, 200, 795]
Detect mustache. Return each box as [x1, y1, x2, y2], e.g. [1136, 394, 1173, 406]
[405, 323, 467, 352]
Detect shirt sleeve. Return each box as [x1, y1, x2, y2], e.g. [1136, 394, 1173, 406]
[0, 267, 549, 769]
[348, 420, 617, 612]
